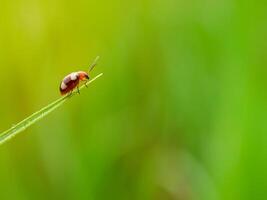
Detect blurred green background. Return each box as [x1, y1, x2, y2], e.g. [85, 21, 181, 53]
[0, 0, 266, 199]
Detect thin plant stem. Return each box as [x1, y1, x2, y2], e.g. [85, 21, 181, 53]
[0, 73, 103, 145]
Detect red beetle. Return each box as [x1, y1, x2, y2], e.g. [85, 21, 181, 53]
[59, 56, 99, 95]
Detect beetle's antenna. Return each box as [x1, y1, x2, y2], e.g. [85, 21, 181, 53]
[89, 56, 100, 72]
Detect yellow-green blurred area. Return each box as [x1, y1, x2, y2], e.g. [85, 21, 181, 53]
[0, 0, 267, 199]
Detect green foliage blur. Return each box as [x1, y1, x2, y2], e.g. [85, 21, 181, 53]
[0, 0, 266, 199]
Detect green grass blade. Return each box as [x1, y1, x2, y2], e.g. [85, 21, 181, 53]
[0, 73, 103, 145]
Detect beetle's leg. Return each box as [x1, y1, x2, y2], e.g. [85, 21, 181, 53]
[68, 91, 72, 97]
[77, 87, 80, 94]
[85, 82, 88, 88]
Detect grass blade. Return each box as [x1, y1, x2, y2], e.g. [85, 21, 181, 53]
[0, 73, 103, 145]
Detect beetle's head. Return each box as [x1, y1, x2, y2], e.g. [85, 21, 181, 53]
[78, 71, 89, 81]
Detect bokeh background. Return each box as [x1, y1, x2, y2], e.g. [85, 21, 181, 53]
[0, 0, 266, 199]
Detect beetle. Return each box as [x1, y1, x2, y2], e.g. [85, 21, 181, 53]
[59, 56, 99, 95]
